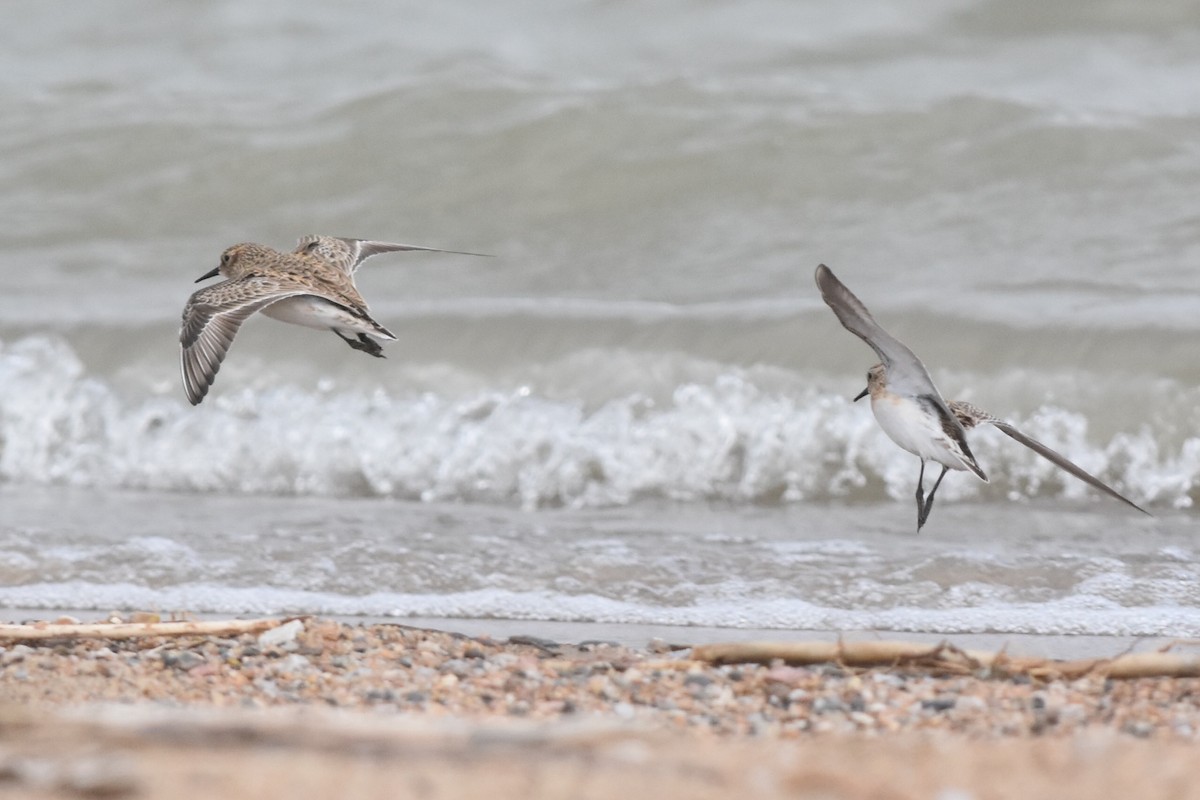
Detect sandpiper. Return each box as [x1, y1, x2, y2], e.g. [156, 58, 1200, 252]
[180, 235, 485, 405]
[815, 264, 1146, 529]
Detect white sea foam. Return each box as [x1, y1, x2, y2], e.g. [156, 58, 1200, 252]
[0, 335, 1194, 510]
[2, 582, 1198, 638]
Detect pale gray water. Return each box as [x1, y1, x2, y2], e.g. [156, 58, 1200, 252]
[1, 0, 1198, 634]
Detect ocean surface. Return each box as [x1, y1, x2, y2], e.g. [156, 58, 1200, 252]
[1, 0, 1199, 639]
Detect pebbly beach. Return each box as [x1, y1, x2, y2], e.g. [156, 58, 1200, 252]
[3, 615, 1200, 799]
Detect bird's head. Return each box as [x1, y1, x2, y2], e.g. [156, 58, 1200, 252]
[195, 243, 270, 283]
[854, 363, 886, 402]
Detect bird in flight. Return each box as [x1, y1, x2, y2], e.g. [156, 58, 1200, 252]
[815, 264, 1147, 529]
[180, 235, 486, 405]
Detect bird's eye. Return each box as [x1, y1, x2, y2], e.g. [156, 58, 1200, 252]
[221, 252, 231, 265]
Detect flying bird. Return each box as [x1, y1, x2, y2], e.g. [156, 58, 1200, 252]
[815, 263, 1146, 529]
[180, 235, 486, 405]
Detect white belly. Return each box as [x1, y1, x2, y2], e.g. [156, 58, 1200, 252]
[262, 296, 395, 340]
[871, 394, 968, 471]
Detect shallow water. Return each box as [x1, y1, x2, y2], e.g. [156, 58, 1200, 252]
[1, 0, 1198, 634]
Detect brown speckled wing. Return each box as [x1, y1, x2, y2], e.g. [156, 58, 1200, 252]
[947, 400, 1000, 431]
[179, 277, 310, 406]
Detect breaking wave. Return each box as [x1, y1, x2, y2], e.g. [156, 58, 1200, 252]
[0, 334, 1194, 509]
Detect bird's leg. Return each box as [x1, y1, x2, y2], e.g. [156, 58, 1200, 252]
[332, 330, 386, 358]
[917, 465, 951, 531]
[914, 460, 927, 529]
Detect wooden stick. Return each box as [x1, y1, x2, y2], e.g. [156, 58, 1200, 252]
[0, 617, 290, 642]
[691, 640, 1200, 680]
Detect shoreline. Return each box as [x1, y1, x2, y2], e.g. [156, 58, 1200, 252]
[0, 607, 1186, 660]
[3, 615, 1200, 798]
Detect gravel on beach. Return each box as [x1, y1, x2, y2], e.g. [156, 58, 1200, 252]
[4, 617, 1200, 800]
[3, 617, 1199, 740]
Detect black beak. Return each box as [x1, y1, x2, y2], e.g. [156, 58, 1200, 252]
[853, 387, 869, 402]
[194, 267, 221, 283]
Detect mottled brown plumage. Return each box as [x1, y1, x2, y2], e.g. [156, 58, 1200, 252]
[180, 236, 483, 406]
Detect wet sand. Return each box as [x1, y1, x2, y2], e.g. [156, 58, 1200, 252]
[2, 617, 1200, 799]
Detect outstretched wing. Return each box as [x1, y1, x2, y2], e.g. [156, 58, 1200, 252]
[179, 277, 311, 405]
[814, 264, 940, 398]
[947, 400, 1150, 515]
[294, 235, 490, 274]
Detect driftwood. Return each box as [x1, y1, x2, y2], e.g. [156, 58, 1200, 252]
[0, 617, 289, 642]
[691, 640, 1200, 680]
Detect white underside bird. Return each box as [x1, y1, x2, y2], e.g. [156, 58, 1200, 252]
[815, 264, 1147, 529]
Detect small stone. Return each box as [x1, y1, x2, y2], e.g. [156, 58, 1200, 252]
[488, 653, 519, 669]
[1122, 721, 1154, 739]
[922, 696, 957, 713]
[812, 697, 847, 714]
[507, 635, 559, 653]
[257, 620, 304, 649]
[1058, 703, 1088, 725]
[270, 654, 311, 675]
[872, 673, 906, 687]
[441, 659, 473, 678]
[161, 651, 205, 671]
[850, 711, 876, 727]
[951, 696, 988, 717]
[2, 645, 33, 666]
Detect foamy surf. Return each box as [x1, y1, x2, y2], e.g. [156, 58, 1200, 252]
[0, 335, 1191, 510]
[2, 582, 1198, 639]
